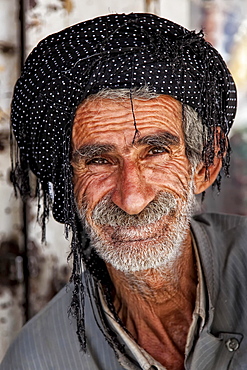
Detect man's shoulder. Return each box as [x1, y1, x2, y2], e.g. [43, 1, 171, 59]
[0, 283, 123, 370]
[18, 283, 74, 337]
[191, 213, 247, 367]
[191, 212, 247, 258]
[191, 212, 247, 311]
[191, 212, 247, 249]
[0, 284, 81, 370]
[192, 212, 247, 232]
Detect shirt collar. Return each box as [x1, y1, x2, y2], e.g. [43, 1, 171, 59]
[185, 233, 207, 356]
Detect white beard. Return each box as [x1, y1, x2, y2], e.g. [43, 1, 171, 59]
[78, 181, 196, 273]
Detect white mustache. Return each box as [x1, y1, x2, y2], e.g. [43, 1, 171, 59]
[85, 191, 178, 227]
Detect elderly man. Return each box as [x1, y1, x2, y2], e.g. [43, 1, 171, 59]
[1, 13, 247, 370]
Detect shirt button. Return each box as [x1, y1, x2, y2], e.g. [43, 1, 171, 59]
[149, 366, 159, 370]
[225, 338, 240, 352]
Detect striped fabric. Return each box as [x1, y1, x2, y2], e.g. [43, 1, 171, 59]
[0, 284, 125, 370]
[188, 213, 247, 370]
[1, 213, 247, 369]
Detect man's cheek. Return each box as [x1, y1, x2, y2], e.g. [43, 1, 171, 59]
[73, 172, 113, 210]
[73, 171, 92, 205]
[145, 159, 190, 185]
[147, 171, 190, 198]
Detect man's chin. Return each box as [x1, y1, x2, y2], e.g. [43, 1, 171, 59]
[91, 233, 186, 273]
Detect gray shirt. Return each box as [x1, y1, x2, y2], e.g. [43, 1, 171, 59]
[1, 213, 247, 369]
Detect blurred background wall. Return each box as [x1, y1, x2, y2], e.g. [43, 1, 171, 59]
[0, 0, 247, 361]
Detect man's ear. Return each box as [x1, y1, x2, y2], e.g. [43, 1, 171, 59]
[193, 127, 226, 194]
[193, 157, 222, 194]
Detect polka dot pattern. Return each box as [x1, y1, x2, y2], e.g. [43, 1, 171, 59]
[11, 13, 237, 224]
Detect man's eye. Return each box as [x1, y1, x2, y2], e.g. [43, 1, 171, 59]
[86, 157, 110, 165]
[148, 147, 170, 155]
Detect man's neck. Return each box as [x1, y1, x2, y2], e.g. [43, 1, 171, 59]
[105, 233, 197, 370]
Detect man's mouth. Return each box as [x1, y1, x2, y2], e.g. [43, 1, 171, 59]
[93, 216, 171, 243]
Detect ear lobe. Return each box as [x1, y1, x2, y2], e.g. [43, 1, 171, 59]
[193, 157, 222, 194]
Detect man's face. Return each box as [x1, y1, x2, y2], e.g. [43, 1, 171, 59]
[71, 95, 196, 272]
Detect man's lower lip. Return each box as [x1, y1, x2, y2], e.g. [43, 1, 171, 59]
[111, 235, 159, 242]
[105, 231, 166, 244]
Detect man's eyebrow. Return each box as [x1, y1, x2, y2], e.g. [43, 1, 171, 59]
[72, 144, 116, 160]
[72, 133, 179, 161]
[137, 132, 180, 147]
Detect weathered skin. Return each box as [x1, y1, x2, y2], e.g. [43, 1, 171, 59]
[71, 95, 221, 370]
[72, 96, 191, 209]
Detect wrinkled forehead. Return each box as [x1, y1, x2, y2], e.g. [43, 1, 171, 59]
[72, 94, 183, 149]
[74, 92, 182, 119]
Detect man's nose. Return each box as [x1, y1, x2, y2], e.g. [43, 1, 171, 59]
[111, 160, 156, 215]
